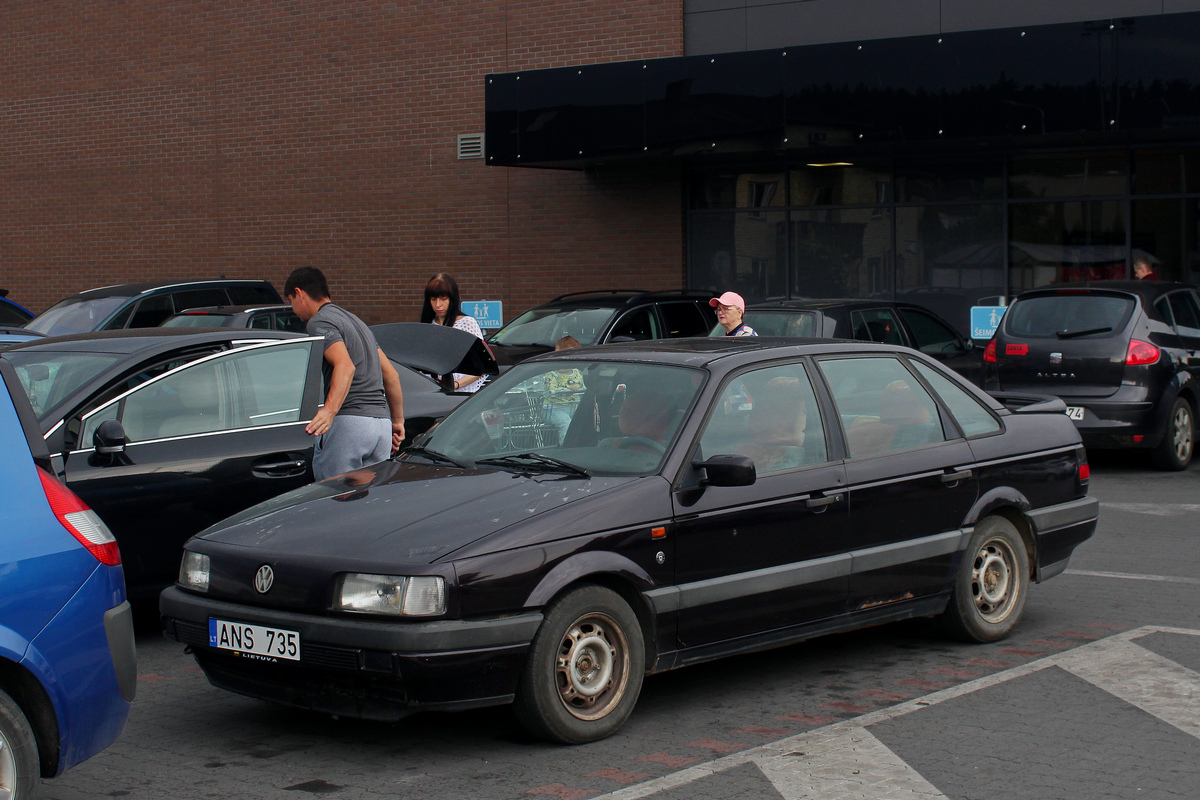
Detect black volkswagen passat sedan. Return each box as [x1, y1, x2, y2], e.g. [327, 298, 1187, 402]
[2, 325, 495, 595]
[161, 337, 1097, 743]
[983, 280, 1200, 470]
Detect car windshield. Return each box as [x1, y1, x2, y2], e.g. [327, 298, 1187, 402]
[1005, 294, 1135, 338]
[4, 350, 124, 420]
[162, 314, 229, 328]
[415, 359, 704, 476]
[488, 307, 615, 347]
[710, 310, 821, 337]
[26, 296, 133, 336]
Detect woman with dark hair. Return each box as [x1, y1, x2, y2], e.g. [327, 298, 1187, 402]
[420, 273, 485, 392]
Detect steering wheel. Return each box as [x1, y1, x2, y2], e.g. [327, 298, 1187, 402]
[616, 436, 666, 455]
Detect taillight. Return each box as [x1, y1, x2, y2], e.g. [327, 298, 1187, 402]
[1125, 339, 1160, 366]
[983, 338, 997, 363]
[1076, 445, 1090, 488]
[37, 467, 121, 566]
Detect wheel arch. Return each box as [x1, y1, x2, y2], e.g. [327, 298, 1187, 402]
[963, 487, 1037, 577]
[523, 553, 659, 671]
[0, 656, 61, 778]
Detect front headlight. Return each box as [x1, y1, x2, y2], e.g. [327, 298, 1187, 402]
[179, 551, 210, 592]
[335, 574, 446, 616]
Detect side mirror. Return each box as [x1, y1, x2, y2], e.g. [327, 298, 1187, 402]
[694, 454, 756, 487]
[93, 419, 128, 455]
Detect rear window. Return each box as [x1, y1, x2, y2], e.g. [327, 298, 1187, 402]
[1004, 294, 1135, 339]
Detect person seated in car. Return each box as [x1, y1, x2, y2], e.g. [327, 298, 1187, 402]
[739, 377, 809, 472]
[601, 390, 675, 454]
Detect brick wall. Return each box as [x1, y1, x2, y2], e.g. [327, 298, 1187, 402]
[0, 0, 684, 322]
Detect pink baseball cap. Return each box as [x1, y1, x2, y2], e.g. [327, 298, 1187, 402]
[709, 291, 745, 312]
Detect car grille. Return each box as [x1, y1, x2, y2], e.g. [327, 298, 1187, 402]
[303, 644, 361, 670]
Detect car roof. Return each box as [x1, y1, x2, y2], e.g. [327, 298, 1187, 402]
[541, 289, 716, 309]
[59, 279, 277, 301]
[170, 304, 294, 316]
[3, 326, 298, 355]
[530, 335, 915, 368]
[1018, 280, 1196, 301]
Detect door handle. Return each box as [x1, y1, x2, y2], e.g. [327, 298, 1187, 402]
[252, 458, 308, 478]
[941, 469, 972, 485]
[805, 493, 842, 512]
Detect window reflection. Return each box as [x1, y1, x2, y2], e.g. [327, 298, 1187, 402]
[790, 208, 892, 298]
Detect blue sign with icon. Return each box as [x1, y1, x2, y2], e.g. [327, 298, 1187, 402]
[463, 300, 503, 329]
[970, 306, 1008, 340]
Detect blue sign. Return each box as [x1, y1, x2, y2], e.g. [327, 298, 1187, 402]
[970, 306, 1008, 340]
[463, 300, 503, 329]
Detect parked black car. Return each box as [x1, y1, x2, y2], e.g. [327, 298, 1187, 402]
[0, 289, 34, 326]
[720, 298, 983, 385]
[2, 324, 495, 594]
[487, 289, 717, 366]
[161, 337, 1096, 743]
[983, 280, 1200, 470]
[26, 279, 283, 337]
[161, 304, 305, 333]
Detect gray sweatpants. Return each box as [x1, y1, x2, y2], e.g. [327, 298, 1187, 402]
[313, 414, 393, 481]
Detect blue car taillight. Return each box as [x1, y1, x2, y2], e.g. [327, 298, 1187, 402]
[37, 466, 122, 566]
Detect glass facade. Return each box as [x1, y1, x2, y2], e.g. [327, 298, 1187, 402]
[687, 148, 1200, 335]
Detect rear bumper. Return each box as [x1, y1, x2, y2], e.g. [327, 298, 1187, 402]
[1027, 496, 1099, 582]
[27, 564, 133, 776]
[160, 586, 542, 721]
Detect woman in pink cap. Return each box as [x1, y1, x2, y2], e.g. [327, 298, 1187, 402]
[710, 291, 757, 337]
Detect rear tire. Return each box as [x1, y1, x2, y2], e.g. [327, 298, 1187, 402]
[514, 585, 645, 744]
[1152, 397, 1194, 471]
[940, 517, 1028, 643]
[0, 690, 39, 800]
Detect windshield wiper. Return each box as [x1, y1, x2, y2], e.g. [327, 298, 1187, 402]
[1056, 326, 1113, 339]
[474, 452, 590, 477]
[403, 444, 467, 468]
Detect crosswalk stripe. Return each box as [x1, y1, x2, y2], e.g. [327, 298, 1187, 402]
[592, 626, 1200, 800]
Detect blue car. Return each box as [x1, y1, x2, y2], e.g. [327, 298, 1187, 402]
[0, 290, 33, 327]
[0, 357, 135, 799]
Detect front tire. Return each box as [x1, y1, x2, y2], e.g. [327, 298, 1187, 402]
[514, 585, 645, 744]
[1152, 397, 1194, 471]
[0, 690, 39, 800]
[940, 517, 1029, 643]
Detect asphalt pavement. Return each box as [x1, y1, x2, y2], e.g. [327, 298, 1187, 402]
[40, 451, 1200, 800]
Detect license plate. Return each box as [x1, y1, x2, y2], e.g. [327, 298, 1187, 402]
[209, 618, 300, 661]
[1065, 406, 1085, 421]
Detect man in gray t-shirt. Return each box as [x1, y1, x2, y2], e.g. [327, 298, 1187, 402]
[285, 268, 405, 481]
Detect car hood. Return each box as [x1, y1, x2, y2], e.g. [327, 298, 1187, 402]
[194, 458, 641, 566]
[373, 322, 498, 377]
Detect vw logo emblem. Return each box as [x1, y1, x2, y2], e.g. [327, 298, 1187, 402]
[254, 565, 275, 594]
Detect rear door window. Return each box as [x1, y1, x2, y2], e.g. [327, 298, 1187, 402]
[818, 356, 947, 456]
[1167, 291, 1200, 346]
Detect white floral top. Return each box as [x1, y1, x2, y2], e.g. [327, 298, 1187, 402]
[450, 315, 486, 393]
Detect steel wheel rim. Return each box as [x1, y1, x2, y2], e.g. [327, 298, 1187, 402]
[0, 731, 15, 800]
[1172, 406, 1193, 463]
[971, 537, 1019, 623]
[554, 612, 630, 721]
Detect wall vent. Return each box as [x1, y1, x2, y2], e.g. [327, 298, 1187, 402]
[457, 133, 485, 160]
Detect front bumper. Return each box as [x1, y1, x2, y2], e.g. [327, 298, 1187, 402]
[160, 586, 543, 721]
